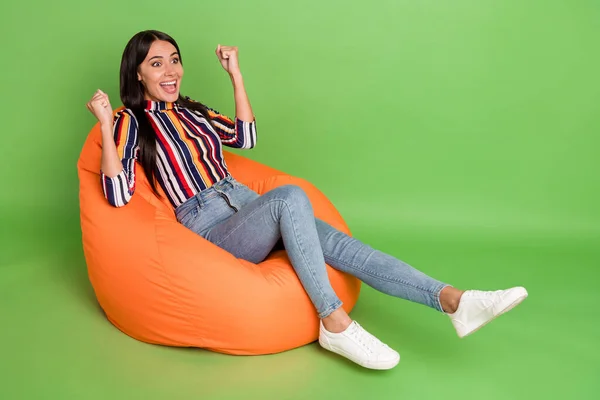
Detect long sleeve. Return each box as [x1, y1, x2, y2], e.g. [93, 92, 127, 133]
[206, 107, 257, 149]
[100, 109, 139, 207]
[183, 96, 257, 149]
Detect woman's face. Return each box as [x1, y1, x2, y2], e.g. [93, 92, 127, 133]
[137, 40, 184, 103]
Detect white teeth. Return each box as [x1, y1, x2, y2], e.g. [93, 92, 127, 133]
[160, 81, 176, 86]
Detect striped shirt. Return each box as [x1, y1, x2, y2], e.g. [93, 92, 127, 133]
[101, 99, 257, 208]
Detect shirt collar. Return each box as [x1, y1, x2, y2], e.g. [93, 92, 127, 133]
[144, 100, 175, 112]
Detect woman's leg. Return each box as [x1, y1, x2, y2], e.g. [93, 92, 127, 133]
[314, 218, 528, 337]
[314, 218, 451, 311]
[199, 184, 400, 369]
[202, 184, 342, 319]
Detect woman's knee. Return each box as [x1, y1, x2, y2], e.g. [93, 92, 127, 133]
[270, 184, 312, 210]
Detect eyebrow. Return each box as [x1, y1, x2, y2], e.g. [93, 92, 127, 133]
[148, 52, 179, 61]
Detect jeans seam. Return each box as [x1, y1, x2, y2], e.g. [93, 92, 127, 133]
[322, 249, 446, 313]
[285, 199, 343, 316]
[283, 198, 331, 310]
[318, 300, 343, 319]
[330, 250, 444, 311]
[325, 247, 446, 311]
[323, 249, 436, 293]
[282, 198, 333, 312]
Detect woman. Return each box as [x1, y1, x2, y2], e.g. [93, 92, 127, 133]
[86, 30, 528, 370]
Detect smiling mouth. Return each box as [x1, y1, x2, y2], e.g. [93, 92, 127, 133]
[160, 80, 178, 94]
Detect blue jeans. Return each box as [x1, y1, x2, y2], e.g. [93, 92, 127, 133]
[175, 176, 448, 318]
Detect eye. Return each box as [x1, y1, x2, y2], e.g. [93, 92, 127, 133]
[172, 58, 180, 64]
[152, 61, 162, 67]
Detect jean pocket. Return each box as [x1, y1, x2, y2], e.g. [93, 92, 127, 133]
[178, 205, 200, 229]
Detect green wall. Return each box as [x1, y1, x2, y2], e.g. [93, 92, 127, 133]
[2, 0, 598, 257]
[1, 0, 598, 399]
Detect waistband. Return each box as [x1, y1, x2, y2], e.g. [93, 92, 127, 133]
[175, 175, 237, 214]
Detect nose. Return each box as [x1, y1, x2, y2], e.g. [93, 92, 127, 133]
[165, 63, 177, 77]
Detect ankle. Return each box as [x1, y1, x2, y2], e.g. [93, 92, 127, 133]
[440, 286, 464, 314]
[322, 309, 352, 333]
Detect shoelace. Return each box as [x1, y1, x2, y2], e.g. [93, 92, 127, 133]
[466, 290, 501, 302]
[462, 290, 501, 312]
[351, 323, 388, 354]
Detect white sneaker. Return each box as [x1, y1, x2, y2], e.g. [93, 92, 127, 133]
[318, 320, 400, 370]
[448, 286, 528, 338]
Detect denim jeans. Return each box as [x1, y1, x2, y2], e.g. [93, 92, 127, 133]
[175, 175, 448, 318]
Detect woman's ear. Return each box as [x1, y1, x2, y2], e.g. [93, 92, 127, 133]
[137, 72, 142, 81]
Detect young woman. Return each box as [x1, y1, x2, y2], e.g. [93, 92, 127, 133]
[86, 30, 528, 370]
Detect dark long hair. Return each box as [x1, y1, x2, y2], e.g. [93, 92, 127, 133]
[119, 30, 214, 196]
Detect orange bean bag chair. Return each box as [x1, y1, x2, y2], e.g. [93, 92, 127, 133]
[77, 120, 361, 355]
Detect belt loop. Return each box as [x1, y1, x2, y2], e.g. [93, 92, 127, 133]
[195, 191, 203, 209]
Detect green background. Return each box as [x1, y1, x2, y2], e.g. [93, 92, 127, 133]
[1, 0, 598, 399]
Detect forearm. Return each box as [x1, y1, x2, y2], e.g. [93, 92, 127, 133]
[100, 123, 124, 177]
[229, 72, 254, 122]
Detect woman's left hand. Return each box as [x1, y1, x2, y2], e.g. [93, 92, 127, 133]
[215, 45, 241, 76]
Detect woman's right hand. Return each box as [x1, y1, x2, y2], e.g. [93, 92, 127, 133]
[87, 89, 113, 127]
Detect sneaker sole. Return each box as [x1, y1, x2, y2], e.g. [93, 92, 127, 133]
[319, 339, 400, 370]
[459, 288, 528, 338]
[360, 354, 400, 370]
